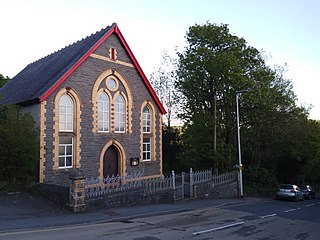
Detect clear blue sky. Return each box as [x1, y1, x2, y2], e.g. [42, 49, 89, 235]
[1, 0, 319, 118]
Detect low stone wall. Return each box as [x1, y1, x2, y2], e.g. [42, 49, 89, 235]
[86, 188, 145, 210]
[144, 189, 175, 204]
[193, 181, 238, 199]
[85, 188, 175, 211]
[43, 170, 239, 212]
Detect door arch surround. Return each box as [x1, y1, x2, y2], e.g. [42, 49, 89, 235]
[99, 140, 126, 178]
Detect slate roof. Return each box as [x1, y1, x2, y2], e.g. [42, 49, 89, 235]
[0, 24, 115, 105]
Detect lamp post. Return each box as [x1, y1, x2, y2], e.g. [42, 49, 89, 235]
[236, 90, 247, 198]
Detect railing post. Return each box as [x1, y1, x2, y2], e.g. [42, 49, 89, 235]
[182, 172, 185, 199]
[190, 168, 193, 198]
[172, 170, 176, 190]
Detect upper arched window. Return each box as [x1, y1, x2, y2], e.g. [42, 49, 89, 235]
[59, 94, 73, 132]
[98, 92, 109, 132]
[142, 106, 151, 133]
[115, 95, 125, 133]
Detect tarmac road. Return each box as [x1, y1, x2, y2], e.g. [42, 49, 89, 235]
[0, 192, 319, 240]
[0, 191, 264, 233]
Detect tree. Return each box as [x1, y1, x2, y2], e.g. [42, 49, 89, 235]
[149, 50, 180, 128]
[162, 125, 184, 173]
[175, 22, 313, 189]
[0, 104, 38, 183]
[176, 22, 267, 172]
[150, 51, 183, 171]
[0, 74, 10, 88]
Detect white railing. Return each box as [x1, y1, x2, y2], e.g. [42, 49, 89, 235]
[85, 169, 237, 199]
[85, 171, 144, 198]
[191, 168, 212, 183]
[212, 171, 237, 184]
[144, 175, 174, 193]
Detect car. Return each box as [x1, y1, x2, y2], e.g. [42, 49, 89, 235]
[301, 185, 316, 200]
[275, 184, 304, 202]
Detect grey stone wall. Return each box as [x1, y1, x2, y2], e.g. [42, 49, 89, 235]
[85, 188, 174, 211]
[193, 181, 238, 199]
[43, 33, 162, 186]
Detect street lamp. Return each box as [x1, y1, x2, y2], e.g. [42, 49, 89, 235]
[236, 90, 247, 198]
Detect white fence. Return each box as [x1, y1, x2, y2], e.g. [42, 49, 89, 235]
[191, 168, 213, 183]
[212, 171, 237, 184]
[85, 171, 144, 198]
[144, 175, 174, 193]
[85, 169, 237, 199]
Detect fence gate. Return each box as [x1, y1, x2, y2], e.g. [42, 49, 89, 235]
[172, 169, 238, 201]
[173, 172, 185, 200]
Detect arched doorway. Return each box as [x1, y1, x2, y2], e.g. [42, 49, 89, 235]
[103, 145, 119, 178]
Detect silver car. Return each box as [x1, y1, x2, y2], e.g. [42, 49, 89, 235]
[275, 184, 304, 202]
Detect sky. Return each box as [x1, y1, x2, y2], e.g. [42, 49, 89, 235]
[1, 0, 319, 119]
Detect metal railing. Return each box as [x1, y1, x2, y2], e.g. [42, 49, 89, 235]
[85, 171, 144, 198]
[84, 169, 237, 199]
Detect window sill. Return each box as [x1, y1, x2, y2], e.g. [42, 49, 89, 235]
[58, 167, 73, 170]
[142, 160, 156, 165]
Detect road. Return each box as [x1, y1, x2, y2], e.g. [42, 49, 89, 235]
[1, 198, 319, 240]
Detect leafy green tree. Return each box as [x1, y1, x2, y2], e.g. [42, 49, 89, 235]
[0, 104, 38, 183]
[176, 22, 267, 172]
[162, 125, 184, 173]
[175, 22, 314, 191]
[240, 64, 310, 184]
[0, 74, 10, 88]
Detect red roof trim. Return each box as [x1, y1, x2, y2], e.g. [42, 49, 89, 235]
[40, 23, 166, 115]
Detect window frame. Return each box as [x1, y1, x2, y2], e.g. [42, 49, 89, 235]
[59, 94, 74, 132]
[143, 137, 151, 161]
[58, 136, 73, 169]
[98, 92, 110, 132]
[115, 94, 125, 133]
[54, 89, 81, 170]
[142, 106, 151, 133]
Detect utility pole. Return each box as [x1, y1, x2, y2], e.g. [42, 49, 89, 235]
[236, 90, 247, 198]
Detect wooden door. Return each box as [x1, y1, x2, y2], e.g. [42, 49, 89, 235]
[103, 146, 118, 178]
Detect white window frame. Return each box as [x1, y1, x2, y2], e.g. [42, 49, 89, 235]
[59, 94, 73, 132]
[98, 92, 109, 132]
[142, 106, 151, 133]
[115, 95, 125, 133]
[143, 137, 151, 161]
[58, 136, 73, 168]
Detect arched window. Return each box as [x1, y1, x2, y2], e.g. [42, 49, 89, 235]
[142, 106, 151, 133]
[92, 69, 133, 134]
[59, 94, 73, 132]
[115, 95, 125, 133]
[98, 92, 109, 132]
[58, 94, 74, 168]
[141, 103, 154, 162]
